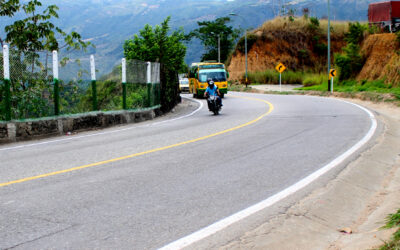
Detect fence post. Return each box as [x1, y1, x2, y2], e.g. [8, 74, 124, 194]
[52, 50, 60, 116]
[3, 45, 11, 121]
[122, 58, 127, 110]
[146, 62, 152, 107]
[90, 55, 98, 111]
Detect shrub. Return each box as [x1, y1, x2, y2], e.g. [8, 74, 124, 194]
[312, 36, 327, 57]
[310, 17, 320, 27]
[367, 24, 381, 35]
[308, 17, 321, 33]
[335, 43, 364, 81]
[345, 22, 367, 44]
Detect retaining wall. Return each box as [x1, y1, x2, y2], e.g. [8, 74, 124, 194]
[0, 107, 160, 144]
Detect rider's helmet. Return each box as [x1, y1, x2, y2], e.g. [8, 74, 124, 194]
[207, 78, 215, 88]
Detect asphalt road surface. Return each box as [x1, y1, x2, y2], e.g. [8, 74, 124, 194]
[0, 92, 375, 249]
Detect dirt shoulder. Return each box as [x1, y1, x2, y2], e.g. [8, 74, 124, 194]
[221, 97, 400, 249]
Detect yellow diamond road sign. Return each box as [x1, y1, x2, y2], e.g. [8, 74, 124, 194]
[330, 69, 337, 78]
[276, 63, 286, 73]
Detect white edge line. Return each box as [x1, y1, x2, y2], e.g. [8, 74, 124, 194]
[150, 97, 203, 126]
[0, 97, 203, 152]
[159, 100, 377, 250]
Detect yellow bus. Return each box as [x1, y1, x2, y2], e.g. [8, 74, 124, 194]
[188, 62, 229, 98]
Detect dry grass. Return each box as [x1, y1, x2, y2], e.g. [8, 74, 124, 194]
[254, 17, 349, 39]
[358, 34, 399, 85]
[320, 19, 349, 38]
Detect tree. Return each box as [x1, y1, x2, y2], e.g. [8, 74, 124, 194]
[1, 0, 89, 52]
[335, 43, 364, 81]
[344, 22, 367, 45]
[0, 0, 19, 17]
[124, 16, 186, 73]
[123, 16, 187, 112]
[334, 22, 367, 81]
[1, 0, 91, 120]
[189, 17, 241, 63]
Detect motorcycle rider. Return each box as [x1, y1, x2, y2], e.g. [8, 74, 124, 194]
[204, 78, 222, 107]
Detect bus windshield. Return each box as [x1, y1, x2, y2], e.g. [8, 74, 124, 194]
[199, 70, 227, 83]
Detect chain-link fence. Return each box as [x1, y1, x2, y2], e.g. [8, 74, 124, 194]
[1, 47, 161, 121]
[58, 50, 92, 114]
[6, 50, 54, 120]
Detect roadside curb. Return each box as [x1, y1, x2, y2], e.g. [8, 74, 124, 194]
[221, 98, 400, 249]
[0, 107, 161, 144]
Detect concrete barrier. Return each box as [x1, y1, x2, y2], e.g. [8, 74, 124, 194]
[0, 107, 160, 144]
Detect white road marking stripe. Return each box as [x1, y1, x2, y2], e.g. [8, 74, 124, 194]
[159, 99, 377, 250]
[0, 97, 203, 152]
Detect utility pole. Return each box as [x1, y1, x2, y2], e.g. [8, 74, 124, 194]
[245, 29, 248, 85]
[327, 0, 331, 91]
[218, 34, 221, 63]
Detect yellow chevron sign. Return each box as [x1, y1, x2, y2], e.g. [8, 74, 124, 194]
[330, 69, 337, 78]
[275, 63, 286, 73]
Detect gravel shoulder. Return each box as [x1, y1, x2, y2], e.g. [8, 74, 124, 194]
[220, 98, 400, 250]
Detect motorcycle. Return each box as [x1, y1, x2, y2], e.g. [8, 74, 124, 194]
[206, 94, 222, 115]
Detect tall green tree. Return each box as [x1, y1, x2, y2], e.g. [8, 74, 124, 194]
[124, 16, 187, 112]
[124, 16, 187, 73]
[0, 0, 19, 17]
[1, 0, 89, 51]
[1, 0, 91, 120]
[190, 17, 241, 63]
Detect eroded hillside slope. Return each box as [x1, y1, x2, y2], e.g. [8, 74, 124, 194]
[228, 18, 399, 85]
[358, 34, 400, 84]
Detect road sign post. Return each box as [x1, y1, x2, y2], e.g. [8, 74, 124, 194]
[90, 55, 98, 111]
[329, 69, 336, 93]
[53, 50, 60, 116]
[275, 63, 286, 92]
[122, 58, 127, 110]
[3, 45, 11, 121]
[147, 62, 152, 107]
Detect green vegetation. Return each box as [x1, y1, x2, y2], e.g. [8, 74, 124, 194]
[379, 209, 400, 250]
[0, 0, 92, 120]
[124, 16, 186, 112]
[335, 22, 366, 81]
[0, 0, 162, 121]
[335, 43, 364, 81]
[298, 79, 400, 103]
[247, 70, 303, 85]
[245, 68, 400, 105]
[189, 17, 240, 63]
[1, 0, 90, 54]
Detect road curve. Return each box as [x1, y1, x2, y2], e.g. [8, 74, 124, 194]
[0, 92, 375, 249]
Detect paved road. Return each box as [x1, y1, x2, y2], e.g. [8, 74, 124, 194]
[0, 92, 374, 249]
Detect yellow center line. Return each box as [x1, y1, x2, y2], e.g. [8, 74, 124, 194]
[0, 96, 274, 188]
